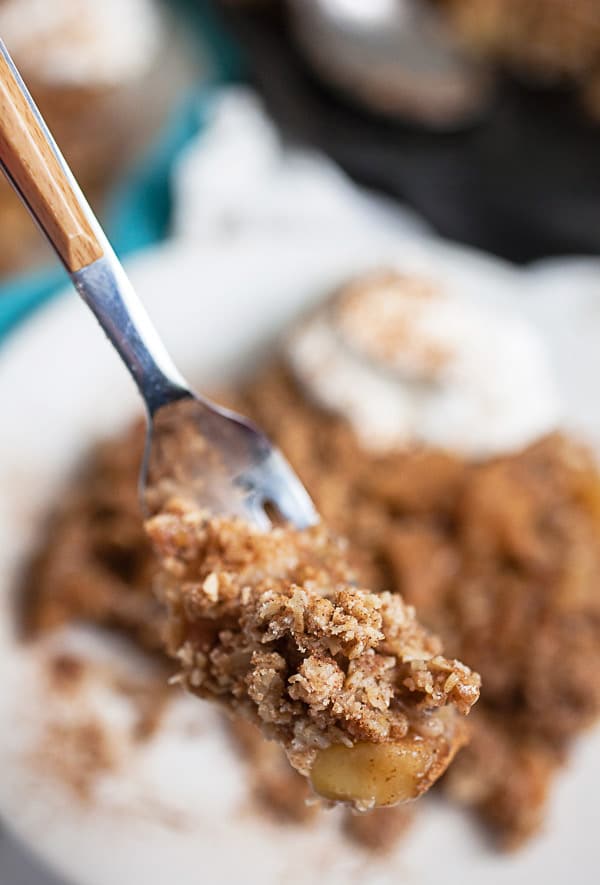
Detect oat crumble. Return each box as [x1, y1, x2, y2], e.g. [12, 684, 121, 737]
[146, 501, 479, 808]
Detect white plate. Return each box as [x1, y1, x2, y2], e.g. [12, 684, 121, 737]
[1, 232, 599, 885]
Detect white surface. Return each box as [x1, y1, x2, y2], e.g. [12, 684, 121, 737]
[0, 0, 163, 85]
[1, 91, 600, 884]
[0, 235, 600, 885]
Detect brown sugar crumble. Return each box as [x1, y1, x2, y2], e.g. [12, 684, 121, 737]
[146, 502, 479, 808]
[27, 648, 175, 809]
[29, 717, 116, 803]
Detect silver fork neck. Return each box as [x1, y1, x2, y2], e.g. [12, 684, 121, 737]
[71, 254, 191, 415]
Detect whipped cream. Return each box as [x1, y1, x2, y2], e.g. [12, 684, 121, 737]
[0, 0, 163, 86]
[286, 271, 560, 458]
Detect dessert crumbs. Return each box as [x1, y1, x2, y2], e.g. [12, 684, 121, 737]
[28, 718, 116, 802]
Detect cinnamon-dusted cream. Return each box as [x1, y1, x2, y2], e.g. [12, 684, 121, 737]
[287, 270, 559, 457]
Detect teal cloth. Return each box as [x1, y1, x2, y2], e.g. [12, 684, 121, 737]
[0, 0, 243, 342]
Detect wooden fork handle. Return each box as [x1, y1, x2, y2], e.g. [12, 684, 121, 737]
[0, 45, 103, 272]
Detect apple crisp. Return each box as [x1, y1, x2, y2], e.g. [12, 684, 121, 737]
[21, 386, 600, 844]
[146, 500, 479, 808]
[22, 364, 600, 847]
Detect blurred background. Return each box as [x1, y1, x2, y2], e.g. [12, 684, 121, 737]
[1, 0, 600, 331]
[1, 1, 600, 882]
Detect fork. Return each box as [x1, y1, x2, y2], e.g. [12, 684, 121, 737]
[0, 41, 318, 531]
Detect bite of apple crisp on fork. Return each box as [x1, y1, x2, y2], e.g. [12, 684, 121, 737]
[146, 499, 480, 810]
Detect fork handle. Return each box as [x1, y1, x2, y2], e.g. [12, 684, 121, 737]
[0, 40, 190, 413]
[0, 44, 103, 272]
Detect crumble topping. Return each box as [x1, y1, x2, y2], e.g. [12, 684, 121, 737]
[20, 421, 163, 651]
[146, 502, 479, 806]
[443, 708, 560, 849]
